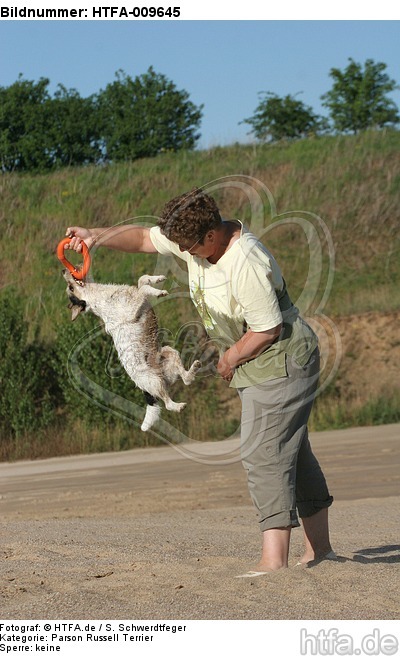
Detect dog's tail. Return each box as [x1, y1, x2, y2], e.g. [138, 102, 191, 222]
[141, 391, 161, 432]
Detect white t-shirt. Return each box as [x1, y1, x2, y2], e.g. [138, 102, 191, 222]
[149, 220, 317, 387]
[149, 221, 283, 350]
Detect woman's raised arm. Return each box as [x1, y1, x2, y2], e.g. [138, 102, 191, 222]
[64, 225, 158, 254]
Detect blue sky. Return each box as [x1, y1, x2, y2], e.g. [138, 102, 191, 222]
[1, 20, 399, 149]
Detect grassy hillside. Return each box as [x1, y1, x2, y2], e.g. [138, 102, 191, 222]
[1, 130, 399, 459]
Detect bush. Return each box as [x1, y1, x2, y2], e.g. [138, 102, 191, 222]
[0, 288, 58, 439]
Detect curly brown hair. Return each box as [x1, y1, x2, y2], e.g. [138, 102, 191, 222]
[158, 188, 222, 245]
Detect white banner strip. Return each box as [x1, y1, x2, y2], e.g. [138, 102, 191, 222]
[0, 620, 399, 654]
[0, 1, 399, 20]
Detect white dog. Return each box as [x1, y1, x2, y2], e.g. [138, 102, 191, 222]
[63, 270, 200, 431]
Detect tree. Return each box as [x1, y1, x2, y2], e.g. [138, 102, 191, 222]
[0, 75, 53, 171]
[321, 58, 400, 133]
[45, 85, 102, 167]
[0, 69, 203, 171]
[0, 77, 102, 171]
[97, 67, 203, 162]
[241, 92, 327, 142]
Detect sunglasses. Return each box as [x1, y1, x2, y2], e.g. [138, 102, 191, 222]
[179, 233, 205, 253]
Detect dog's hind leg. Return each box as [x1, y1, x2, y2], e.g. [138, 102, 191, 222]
[159, 393, 186, 413]
[141, 371, 186, 413]
[141, 391, 161, 432]
[160, 346, 201, 385]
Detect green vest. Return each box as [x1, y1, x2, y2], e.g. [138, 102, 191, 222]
[230, 282, 318, 389]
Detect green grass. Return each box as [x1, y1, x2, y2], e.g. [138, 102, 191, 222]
[310, 389, 400, 432]
[2, 130, 399, 330]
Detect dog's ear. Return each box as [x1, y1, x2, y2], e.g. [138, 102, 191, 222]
[67, 299, 86, 321]
[70, 305, 83, 321]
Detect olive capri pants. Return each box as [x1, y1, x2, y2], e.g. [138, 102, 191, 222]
[238, 348, 333, 531]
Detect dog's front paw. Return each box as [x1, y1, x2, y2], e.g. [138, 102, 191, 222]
[138, 274, 167, 290]
[165, 400, 186, 412]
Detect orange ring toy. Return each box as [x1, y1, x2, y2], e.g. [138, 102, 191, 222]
[57, 237, 91, 280]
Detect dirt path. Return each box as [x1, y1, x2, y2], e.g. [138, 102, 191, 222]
[1, 424, 399, 620]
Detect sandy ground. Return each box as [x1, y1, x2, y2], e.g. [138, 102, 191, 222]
[1, 424, 399, 620]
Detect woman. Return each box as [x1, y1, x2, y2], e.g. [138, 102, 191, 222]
[65, 187, 335, 576]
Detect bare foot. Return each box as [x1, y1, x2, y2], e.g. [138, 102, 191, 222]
[296, 549, 337, 567]
[235, 566, 275, 579]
